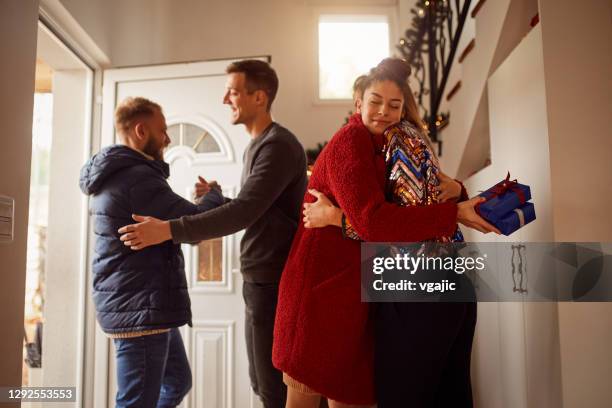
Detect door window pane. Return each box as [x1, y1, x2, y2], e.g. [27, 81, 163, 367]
[167, 124, 181, 149]
[166, 122, 221, 153]
[184, 124, 220, 153]
[197, 237, 223, 282]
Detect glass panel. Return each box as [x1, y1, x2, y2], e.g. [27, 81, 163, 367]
[197, 237, 223, 282]
[183, 124, 221, 153]
[318, 15, 390, 99]
[194, 133, 221, 154]
[167, 124, 181, 149]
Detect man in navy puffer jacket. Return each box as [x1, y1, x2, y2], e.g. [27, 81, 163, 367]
[79, 97, 223, 407]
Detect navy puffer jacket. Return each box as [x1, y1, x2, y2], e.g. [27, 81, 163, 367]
[79, 145, 224, 334]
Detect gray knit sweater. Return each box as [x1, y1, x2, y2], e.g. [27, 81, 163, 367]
[169, 122, 307, 283]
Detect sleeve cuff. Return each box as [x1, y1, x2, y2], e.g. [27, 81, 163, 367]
[169, 218, 189, 244]
[456, 180, 469, 202]
[341, 214, 361, 241]
[437, 202, 460, 237]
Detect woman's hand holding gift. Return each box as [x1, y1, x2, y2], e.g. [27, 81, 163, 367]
[457, 197, 501, 234]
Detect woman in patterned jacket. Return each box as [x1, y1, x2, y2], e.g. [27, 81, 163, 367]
[272, 58, 499, 408]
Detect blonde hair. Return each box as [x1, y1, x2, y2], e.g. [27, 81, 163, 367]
[114, 97, 162, 136]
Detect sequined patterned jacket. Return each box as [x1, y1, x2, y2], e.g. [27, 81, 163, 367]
[342, 120, 466, 242]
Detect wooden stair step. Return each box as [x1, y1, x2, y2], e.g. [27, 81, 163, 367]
[471, 0, 487, 19]
[446, 81, 462, 101]
[459, 39, 475, 63]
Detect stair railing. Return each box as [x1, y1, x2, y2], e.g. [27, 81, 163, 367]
[397, 0, 472, 155]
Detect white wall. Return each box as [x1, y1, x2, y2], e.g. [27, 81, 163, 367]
[56, 0, 111, 56]
[464, 25, 561, 408]
[539, 1, 612, 407]
[39, 0, 111, 67]
[42, 69, 90, 395]
[539, 0, 612, 242]
[0, 0, 40, 404]
[459, 0, 612, 406]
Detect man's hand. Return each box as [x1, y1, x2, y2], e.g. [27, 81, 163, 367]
[194, 176, 222, 200]
[208, 180, 222, 192]
[457, 197, 502, 235]
[436, 171, 463, 202]
[194, 176, 211, 198]
[118, 214, 172, 250]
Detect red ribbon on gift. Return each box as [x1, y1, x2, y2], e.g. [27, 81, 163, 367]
[477, 172, 526, 209]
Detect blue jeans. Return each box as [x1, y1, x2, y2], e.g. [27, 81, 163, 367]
[113, 328, 192, 408]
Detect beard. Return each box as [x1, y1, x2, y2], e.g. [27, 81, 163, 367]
[143, 137, 164, 161]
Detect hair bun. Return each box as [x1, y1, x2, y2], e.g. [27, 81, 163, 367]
[374, 58, 411, 82]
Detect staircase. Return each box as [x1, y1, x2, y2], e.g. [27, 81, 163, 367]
[398, 0, 541, 180]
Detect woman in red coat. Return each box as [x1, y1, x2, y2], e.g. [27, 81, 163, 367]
[272, 59, 497, 407]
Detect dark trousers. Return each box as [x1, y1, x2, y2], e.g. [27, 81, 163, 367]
[113, 328, 192, 408]
[243, 281, 287, 408]
[374, 302, 477, 408]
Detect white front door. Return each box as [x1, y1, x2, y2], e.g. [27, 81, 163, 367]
[100, 57, 268, 408]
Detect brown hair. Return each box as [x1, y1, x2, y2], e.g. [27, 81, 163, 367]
[362, 58, 438, 157]
[352, 74, 367, 104]
[114, 97, 162, 136]
[362, 58, 425, 130]
[226, 59, 279, 111]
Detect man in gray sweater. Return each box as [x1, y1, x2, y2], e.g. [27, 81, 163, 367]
[118, 60, 307, 408]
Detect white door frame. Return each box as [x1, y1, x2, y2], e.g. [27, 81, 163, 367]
[34, 10, 101, 408]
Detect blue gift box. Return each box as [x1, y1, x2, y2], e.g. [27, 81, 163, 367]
[477, 181, 531, 223]
[496, 202, 536, 236]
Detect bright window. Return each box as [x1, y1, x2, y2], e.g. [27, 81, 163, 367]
[318, 15, 390, 100]
[24, 92, 53, 384]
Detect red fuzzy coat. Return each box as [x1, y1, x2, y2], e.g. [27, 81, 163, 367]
[272, 114, 459, 404]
